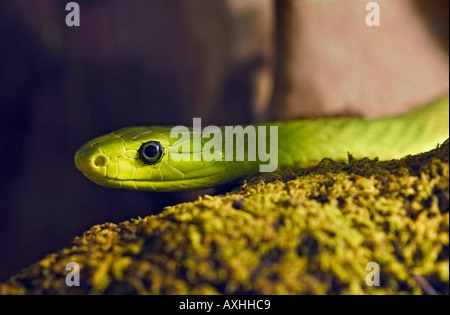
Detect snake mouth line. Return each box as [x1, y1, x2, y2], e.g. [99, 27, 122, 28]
[82, 171, 226, 191]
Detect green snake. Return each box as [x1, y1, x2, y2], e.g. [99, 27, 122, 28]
[75, 94, 449, 191]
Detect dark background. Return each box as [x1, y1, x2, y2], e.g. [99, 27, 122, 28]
[0, 0, 275, 282]
[0, 0, 448, 281]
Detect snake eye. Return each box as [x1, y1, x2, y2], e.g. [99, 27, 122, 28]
[139, 141, 164, 165]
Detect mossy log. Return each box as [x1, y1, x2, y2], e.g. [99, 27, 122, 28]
[1, 140, 448, 295]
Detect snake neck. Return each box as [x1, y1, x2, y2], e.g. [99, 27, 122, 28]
[189, 93, 449, 184]
[215, 94, 448, 177]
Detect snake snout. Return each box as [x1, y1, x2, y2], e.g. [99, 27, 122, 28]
[75, 144, 110, 177]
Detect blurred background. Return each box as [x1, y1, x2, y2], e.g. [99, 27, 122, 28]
[0, 0, 448, 281]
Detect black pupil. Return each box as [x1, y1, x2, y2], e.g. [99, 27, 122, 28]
[140, 141, 163, 165]
[144, 144, 159, 158]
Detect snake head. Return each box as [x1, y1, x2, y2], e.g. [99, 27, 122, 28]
[74, 126, 232, 191]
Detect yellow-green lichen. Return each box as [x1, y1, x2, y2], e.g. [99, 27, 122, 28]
[1, 140, 448, 295]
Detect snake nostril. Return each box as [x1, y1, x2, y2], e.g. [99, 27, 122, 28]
[93, 154, 109, 167]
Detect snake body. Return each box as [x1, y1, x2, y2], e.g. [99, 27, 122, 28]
[75, 94, 449, 191]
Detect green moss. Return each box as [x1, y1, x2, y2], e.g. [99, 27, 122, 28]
[1, 140, 448, 295]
